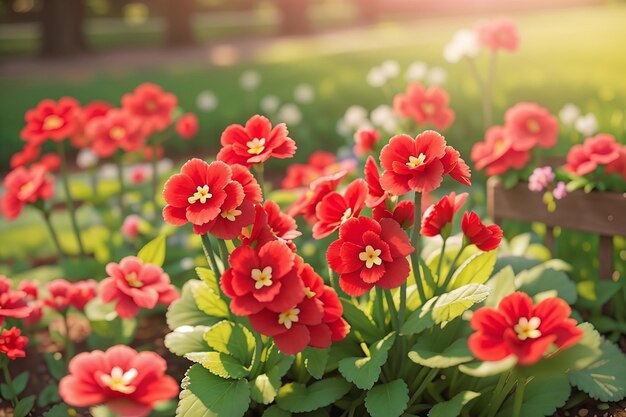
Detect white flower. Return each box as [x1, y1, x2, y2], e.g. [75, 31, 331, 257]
[367, 66, 387, 88]
[371, 105, 397, 133]
[196, 90, 217, 112]
[559, 104, 581, 127]
[574, 113, 598, 136]
[294, 84, 315, 104]
[76, 149, 99, 169]
[380, 60, 400, 79]
[336, 119, 351, 136]
[277, 103, 302, 125]
[240, 70, 260, 91]
[157, 158, 174, 174]
[99, 162, 117, 180]
[344, 105, 368, 128]
[260, 95, 280, 114]
[180, 257, 195, 270]
[443, 29, 480, 63]
[427, 67, 448, 86]
[405, 61, 428, 81]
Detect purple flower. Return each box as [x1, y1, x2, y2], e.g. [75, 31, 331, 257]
[528, 166, 555, 192]
[553, 181, 568, 200]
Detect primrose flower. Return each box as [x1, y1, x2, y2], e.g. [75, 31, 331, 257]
[175, 113, 199, 140]
[461, 211, 503, 252]
[313, 178, 367, 239]
[553, 182, 568, 200]
[87, 109, 146, 157]
[20, 97, 80, 146]
[393, 84, 455, 130]
[421, 192, 468, 237]
[475, 18, 520, 52]
[0, 276, 31, 326]
[121, 83, 177, 134]
[0, 327, 28, 360]
[71, 100, 113, 148]
[471, 126, 531, 176]
[59, 345, 179, 417]
[469, 292, 582, 365]
[504, 103, 558, 151]
[354, 128, 380, 157]
[1, 164, 55, 221]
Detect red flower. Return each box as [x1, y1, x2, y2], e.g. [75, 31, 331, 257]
[421, 192, 468, 237]
[393, 83, 455, 130]
[461, 211, 503, 251]
[354, 128, 381, 157]
[0, 327, 28, 360]
[176, 113, 199, 140]
[71, 100, 113, 148]
[282, 151, 356, 189]
[504, 103, 558, 151]
[606, 146, 626, 181]
[18, 280, 38, 300]
[218, 115, 297, 168]
[38, 153, 61, 172]
[327, 217, 414, 296]
[121, 83, 177, 134]
[287, 171, 348, 223]
[240, 203, 300, 250]
[1, 165, 55, 221]
[441, 146, 472, 187]
[101, 257, 179, 319]
[20, 97, 80, 146]
[0, 276, 31, 326]
[471, 126, 531, 176]
[44, 279, 76, 312]
[59, 345, 179, 417]
[563, 144, 596, 176]
[364, 156, 387, 208]
[143, 145, 164, 160]
[71, 280, 98, 311]
[313, 179, 368, 239]
[10, 142, 40, 169]
[379, 131, 448, 195]
[469, 292, 582, 365]
[373, 200, 415, 230]
[87, 109, 147, 158]
[475, 18, 520, 52]
[263, 200, 301, 241]
[583, 133, 621, 165]
[220, 240, 305, 316]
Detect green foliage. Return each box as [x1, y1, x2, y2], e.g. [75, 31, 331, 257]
[400, 297, 437, 335]
[167, 280, 222, 329]
[262, 406, 292, 417]
[340, 298, 385, 343]
[185, 364, 251, 417]
[43, 403, 73, 417]
[428, 391, 480, 417]
[137, 234, 166, 266]
[432, 283, 490, 324]
[569, 338, 626, 401]
[276, 378, 351, 413]
[364, 379, 409, 417]
[196, 266, 219, 294]
[203, 320, 256, 365]
[447, 251, 497, 291]
[458, 357, 517, 377]
[164, 325, 211, 357]
[37, 383, 61, 407]
[193, 281, 230, 319]
[186, 351, 251, 379]
[338, 332, 396, 390]
[44, 352, 66, 381]
[576, 280, 622, 309]
[515, 262, 577, 304]
[1, 371, 28, 398]
[13, 395, 36, 417]
[484, 265, 516, 308]
[250, 371, 282, 405]
[301, 347, 330, 380]
[497, 376, 570, 417]
[409, 337, 473, 368]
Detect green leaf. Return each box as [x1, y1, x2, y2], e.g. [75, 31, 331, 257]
[37, 382, 60, 407]
[302, 347, 330, 379]
[165, 325, 211, 357]
[576, 280, 621, 308]
[262, 405, 291, 417]
[485, 266, 516, 308]
[569, 339, 626, 401]
[409, 337, 473, 368]
[186, 364, 251, 417]
[428, 390, 480, 417]
[43, 403, 73, 417]
[193, 282, 230, 319]
[167, 280, 221, 329]
[196, 266, 219, 294]
[186, 351, 250, 379]
[497, 375, 570, 417]
[364, 379, 409, 417]
[276, 377, 351, 413]
[340, 298, 384, 343]
[1, 371, 28, 398]
[338, 332, 396, 390]
[264, 344, 295, 378]
[400, 297, 437, 335]
[137, 234, 166, 266]
[515, 264, 577, 304]
[84, 296, 118, 321]
[432, 284, 490, 324]
[250, 370, 282, 405]
[44, 352, 66, 381]
[447, 251, 497, 291]
[13, 395, 35, 417]
[458, 356, 517, 377]
[204, 320, 256, 365]
[176, 389, 214, 417]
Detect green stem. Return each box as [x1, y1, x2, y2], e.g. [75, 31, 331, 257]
[151, 142, 159, 208]
[408, 368, 438, 407]
[57, 141, 86, 257]
[63, 311, 74, 370]
[484, 51, 498, 129]
[249, 332, 264, 377]
[409, 192, 426, 304]
[40, 208, 65, 259]
[512, 378, 527, 417]
[436, 237, 447, 286]
[200, 234, 222, 277]
[440, 244, 466, 292]
[116, 151, 125, 215]
[253, 163, 268, 199]
[485, 372, 517, 417]
[1, 360, 17, 406]
[374, 287, 387, 330]
[383, 290, 399, 330]
[217, 239, 230, 269]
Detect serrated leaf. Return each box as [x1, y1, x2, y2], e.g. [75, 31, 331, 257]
[569, 339, 626, 401]
[13, 395, 35, 417]
[196, 267, 219, 294]
[485, 266, 516, 308]
[204, 321, 256, 365]
[167, 280, 221, 329]
[364, 379, 409, 417]
[186, 351, 250, 379]
[250, 370, 281, 405]
[401, 296, 437, 336]
[340, 298, 384, 343]
[176, 389, 214, 417]
[515, 264, 577, 304]
[428, 390, 480, 417]
[37, 382, 60, 407]
[186, 364, 251, 417]
[338, 332, 396, 390]
[497, 375, 570, 417]
[409, 337, 473, 368]
[302, 347, 330, 379]
[193, 282, 230, 318]
[447, 250, 497, 291]
[137, 234, 166, 266]
[276, 378, 351, 413]
[165, 325, 211, 357]
[458, 356, 518, 377]
[432, 284, 489, 324]
[262, 405, 291, 417]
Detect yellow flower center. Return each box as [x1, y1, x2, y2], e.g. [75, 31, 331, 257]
[188, 185, 213, 204]
[406, 153, 426, 169]
[358, 245, 383, 269]
[494, 138, 507, 154]
[421, 102, 435, 115]
[109, 126, 126, 141]
[145, 101, 157, 112]
[125, 272, 143, 288]
[18, 181, 36, 199]
[514, 316, 542, 341]
[527, 119, 540, 134]
[304, 287, 316, 299]
[100, 366, 138, 394]
[340, 208, 353, 224]
[278, 307, 300, 329]
[247, 137, 266, 155]
[43, 115, 64, 131]
[251, 266, 273, 290]
[220, 208, 242, 221]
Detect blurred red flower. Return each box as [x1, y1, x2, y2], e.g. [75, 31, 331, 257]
[0, 327, 28, 360]
[476, 18, 520, 52]
[282, 151, 355, 189]
[313, 179, 367, 239]
[175, 113, 199, 139]
[421, 192, 468, 237]
[504, 103, 558, 151]
[583, 133, 621, 164]
[1, 165, 55, 221]
[393, 83, 455, 130]
[59, 345, 179, 417]
[71, 280, 98, 311]
[469, 292, 582, 365]
[471, 126, 531, 176]
[10, 142, 40, 169]
[87, 109, 147, 157]
[0, 276, 31, 326]
[354, 128, 381, 157]
[122, 83, 177, 134]
[563, 144, 596, 176]
[71, 100, 113, 148]
[287, 170, 348, 223]
[20, 97, 80, 146]
[461, 211, 503, 251]
[44, 279, 76, 312]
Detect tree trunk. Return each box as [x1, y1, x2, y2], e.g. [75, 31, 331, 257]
[276, 0, 311, 36]
[40, 0, 87, 57]
[164, 0, 195, 46]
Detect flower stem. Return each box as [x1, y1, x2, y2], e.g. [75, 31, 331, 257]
[39, 208, 65, 259]
[249, 331, 264, 378]
[440, 244, 466, 293]
[512, 378, 527, 417]
[253, 163, 268, 199]
[57, 141, 86, 257]
[1, 359, 17, 406]
[408, 368, 438, 407]
[374, 287, 387, 330]
[200, 233, 222, 277]
[409, 192, 426, 304]
[63, 311, 74, 370]
[217, 239, 230, 269]
[116, 151, 125, 215]
[484, 372, 517, 417]
[151, 142, 160, 208]
[383, 290, 399, 330]
[436, 237, 448, 286]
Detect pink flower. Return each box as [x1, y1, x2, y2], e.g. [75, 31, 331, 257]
[583, 133, 621, 165]
[0, 276, 31, 326]
[44, 279, 76, 313]
[393, 83, 455, 130]
[528, 166, 555, 192]
[59, 345, 179, 417]
[87, 109, 147, 158]
[176, 113, 199, 140]
[564, 144, 597, 176]
[1, 165, 55, 221]
[476, 18, 520, 52]
[122, 215, 141, 239]
[130, 165, 150, 185]
[71, 280, 98, 311]
[504, 103, 558, 151]
[471, 126, 531, 176]
[101, 257, 179, 319]
[553, 182, 567, 200]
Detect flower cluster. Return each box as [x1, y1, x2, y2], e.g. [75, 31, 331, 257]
[564, 133, 626, 181]
[393, 84, 455, 130]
